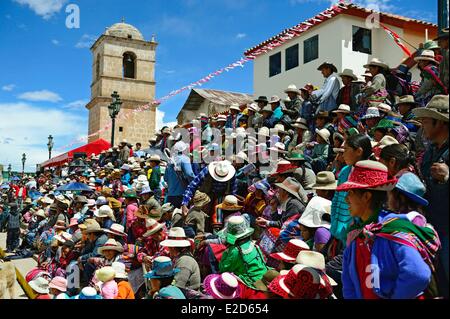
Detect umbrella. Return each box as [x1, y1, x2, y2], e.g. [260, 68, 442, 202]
[0, 183, 10, 190]
[56, 182, 93, 192]
[11, 176, 20, 181]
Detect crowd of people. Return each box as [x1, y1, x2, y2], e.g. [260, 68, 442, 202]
[0, 28, 448, 300]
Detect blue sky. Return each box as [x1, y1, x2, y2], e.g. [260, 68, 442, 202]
[0, 0, 438, 171]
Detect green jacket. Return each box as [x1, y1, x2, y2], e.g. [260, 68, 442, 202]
[219, 240, 268, 288]
[149, 166, 161, 190]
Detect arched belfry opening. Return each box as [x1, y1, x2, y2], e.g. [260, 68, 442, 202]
[123, 52, 136, 79]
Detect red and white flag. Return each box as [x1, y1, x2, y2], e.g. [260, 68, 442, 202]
[380, 23, 412, 57]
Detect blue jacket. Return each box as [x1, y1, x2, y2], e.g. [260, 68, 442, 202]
[121, 172, 131, 186]
[273, 106, 283, 121]
[342, 212, 431, 299]
[164, 155, 196, 197]
[312, 73, 340, 113]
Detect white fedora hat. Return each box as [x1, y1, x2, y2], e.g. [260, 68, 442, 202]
[413, 95, 449, 122]
[284, 84, 301, 94]
[230, 103, 241, 111]
[98, 238, 124, 254]
[208, 160, 236, 182]
[414, 50, 438, 63]
[296, 251, 337, 286]
[332, 104, 351, 114]
[338, 68, 358, 81]
[160, 227, 191, 247]
[29, 277, 50, 294]
[269, 95, 281, 104]
[112, 262, 128, 279]
[315, 128, 330, 144]
[143, 218, 164, 237]
[363, 58, 389, 70]
[94, 205, 113, 218]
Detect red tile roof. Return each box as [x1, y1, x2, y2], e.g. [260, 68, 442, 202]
[244, 1, 437, 56]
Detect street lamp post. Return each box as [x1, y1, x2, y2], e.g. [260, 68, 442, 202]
[108, 91, 122, 147]
[7, 164, 11, 181]
[47, 135, 54, 159]
[22, 153, 26, 175]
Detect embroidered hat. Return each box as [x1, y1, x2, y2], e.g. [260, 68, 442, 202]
[144, 256, 180, 279]
[270, 239, 310, 263]
[336, 160, 397, 192]
[203, 272, 241, 299]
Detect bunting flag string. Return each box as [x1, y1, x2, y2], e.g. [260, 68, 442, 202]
[56, 2, 345, 152]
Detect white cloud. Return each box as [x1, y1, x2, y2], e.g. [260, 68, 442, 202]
[352, 0, 394, 12]
[236, 33, 247, 39]
[64, 99, 88, 109]
[0, 102, 86, 171]
[51, 39, 60, 45]
[75, 34, 97, 49]
[155, 109, 177, 130]
[13, 0, 68, 20]
[163, 70, 176, 75]
[18, 90, 63, 103]
[2, 84, 16, 92]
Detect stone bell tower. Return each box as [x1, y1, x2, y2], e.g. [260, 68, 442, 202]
[86, 20, 158, 146]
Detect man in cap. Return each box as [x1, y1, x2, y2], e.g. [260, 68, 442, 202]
[312, 62, 340, 114]
[283, 85, 302, 120]
[118, 140, 131, 165]
[140, 185, 161, 215]
[180, 160, 237, 232]
[78, 220, 108, 283]
[414, 95, 449, 294]
[337, 69, 362, 111]
[256, 177, 306, 229]
[436, 28, 449, 91]
[72, 195, 88, 221]
[164, 141, 196, 209]
[133, 142, 146, 158]
[226, 103, 241, 129]
[269, 95, 284, 125]
[5, 202, 21, 252]
[247, 103, 262, 130]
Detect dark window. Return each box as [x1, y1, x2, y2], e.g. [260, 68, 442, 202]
[285, 44, 299, 71]
[123, 52, 136, 78]
[119, 127, 123, 132]
[304, 35, 319, 64]
[269, 52, 282, 77]
[352, 26, 372, 54]
[95, 54, 100, 81]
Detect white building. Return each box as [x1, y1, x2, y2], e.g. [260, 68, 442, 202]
[244, 2, 437, 99]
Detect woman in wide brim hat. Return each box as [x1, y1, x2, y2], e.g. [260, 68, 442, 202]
[337, 160, 439, 299]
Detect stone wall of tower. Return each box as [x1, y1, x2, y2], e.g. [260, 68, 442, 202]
[87, 33, 157, 147]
